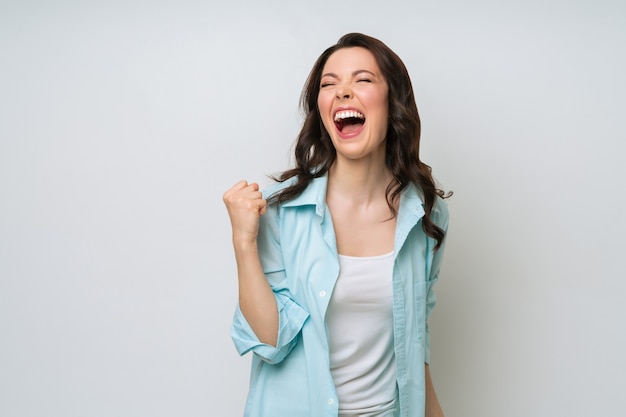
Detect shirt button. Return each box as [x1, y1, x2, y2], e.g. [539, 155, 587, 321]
[328, 399, 335, 405]
[319, 291, 327, 297]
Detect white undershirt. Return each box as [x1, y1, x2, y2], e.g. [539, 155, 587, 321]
[325, 251, 397, 416]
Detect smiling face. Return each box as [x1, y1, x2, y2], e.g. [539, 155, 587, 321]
[317, 47, 389, 164]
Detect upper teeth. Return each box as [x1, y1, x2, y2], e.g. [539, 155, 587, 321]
[334, 110, 365, 121]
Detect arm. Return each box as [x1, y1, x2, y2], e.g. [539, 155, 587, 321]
[425, 364, 445, 417]
[223, 180, 279, 346]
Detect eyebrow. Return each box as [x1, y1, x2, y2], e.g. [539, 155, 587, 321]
[321, 69, 377, 79]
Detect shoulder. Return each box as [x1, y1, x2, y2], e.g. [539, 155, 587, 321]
[259, 177, 299, 226]
[404, 182, 449, 229]
[261, 176, 298, 200]
[431, 195, 449, 229]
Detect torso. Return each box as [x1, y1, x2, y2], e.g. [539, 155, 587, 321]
[326, 251, 398, 415]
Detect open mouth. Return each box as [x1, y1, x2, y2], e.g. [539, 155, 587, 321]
[334, 110, 365, 134]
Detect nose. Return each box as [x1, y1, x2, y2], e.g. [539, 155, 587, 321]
[335, 83, 352, 100]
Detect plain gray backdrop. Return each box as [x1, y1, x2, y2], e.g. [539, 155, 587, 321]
[1, 1, 625, 416]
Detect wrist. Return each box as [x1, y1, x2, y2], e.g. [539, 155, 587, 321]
[232, 236, 258, 252]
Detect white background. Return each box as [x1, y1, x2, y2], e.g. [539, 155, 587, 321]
[1, 1, 625, 416]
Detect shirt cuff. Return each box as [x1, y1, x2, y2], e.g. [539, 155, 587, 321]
[230, 293, 309, 364]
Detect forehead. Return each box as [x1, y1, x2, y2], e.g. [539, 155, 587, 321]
[322, 47, 381, 74]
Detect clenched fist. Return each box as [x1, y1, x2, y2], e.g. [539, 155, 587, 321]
[223, 180, 267, 245]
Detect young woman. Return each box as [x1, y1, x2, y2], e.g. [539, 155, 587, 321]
[223, 33, 451, 417]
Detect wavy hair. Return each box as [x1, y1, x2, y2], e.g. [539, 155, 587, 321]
[268, 33, 451, 249]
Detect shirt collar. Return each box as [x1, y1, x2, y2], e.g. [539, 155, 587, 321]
[280, 174, 425, 220]
[282, 175, 328, 218]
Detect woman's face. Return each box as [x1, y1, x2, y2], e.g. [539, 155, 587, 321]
[317, 47, 389, 163]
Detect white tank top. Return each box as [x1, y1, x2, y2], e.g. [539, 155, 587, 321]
[325, 251, 397, 416]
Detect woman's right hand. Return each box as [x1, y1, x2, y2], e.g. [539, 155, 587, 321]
[223, 180, 267, 245]
[224, 181, 278, 345]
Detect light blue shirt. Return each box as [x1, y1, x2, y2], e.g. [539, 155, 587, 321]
[231, 174, 449, 417]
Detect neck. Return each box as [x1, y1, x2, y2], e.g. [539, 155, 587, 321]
[327, 158, 394, 204]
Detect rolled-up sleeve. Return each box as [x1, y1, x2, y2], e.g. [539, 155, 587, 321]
[231, 282, 309, 364]
[229, 195, 310, 364]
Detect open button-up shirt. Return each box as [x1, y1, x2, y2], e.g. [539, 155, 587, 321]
[231, 174, 449, 417]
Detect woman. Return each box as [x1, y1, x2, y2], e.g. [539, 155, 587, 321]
[223, 33, 450, 417]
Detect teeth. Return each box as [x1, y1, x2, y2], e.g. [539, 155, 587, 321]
[334, 110, 365, 121]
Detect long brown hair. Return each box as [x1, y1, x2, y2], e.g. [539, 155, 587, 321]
[268, 33, 451, 249]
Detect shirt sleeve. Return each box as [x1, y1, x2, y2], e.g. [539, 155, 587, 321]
[424, 198, 449, 364]
[230, 200, 310, 365]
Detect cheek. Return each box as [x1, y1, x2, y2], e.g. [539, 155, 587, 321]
[317, 92, 332, 113]
[321, 118, 335, 137]
[374, 91, 388, 110]
[317, 95, 335, 130]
